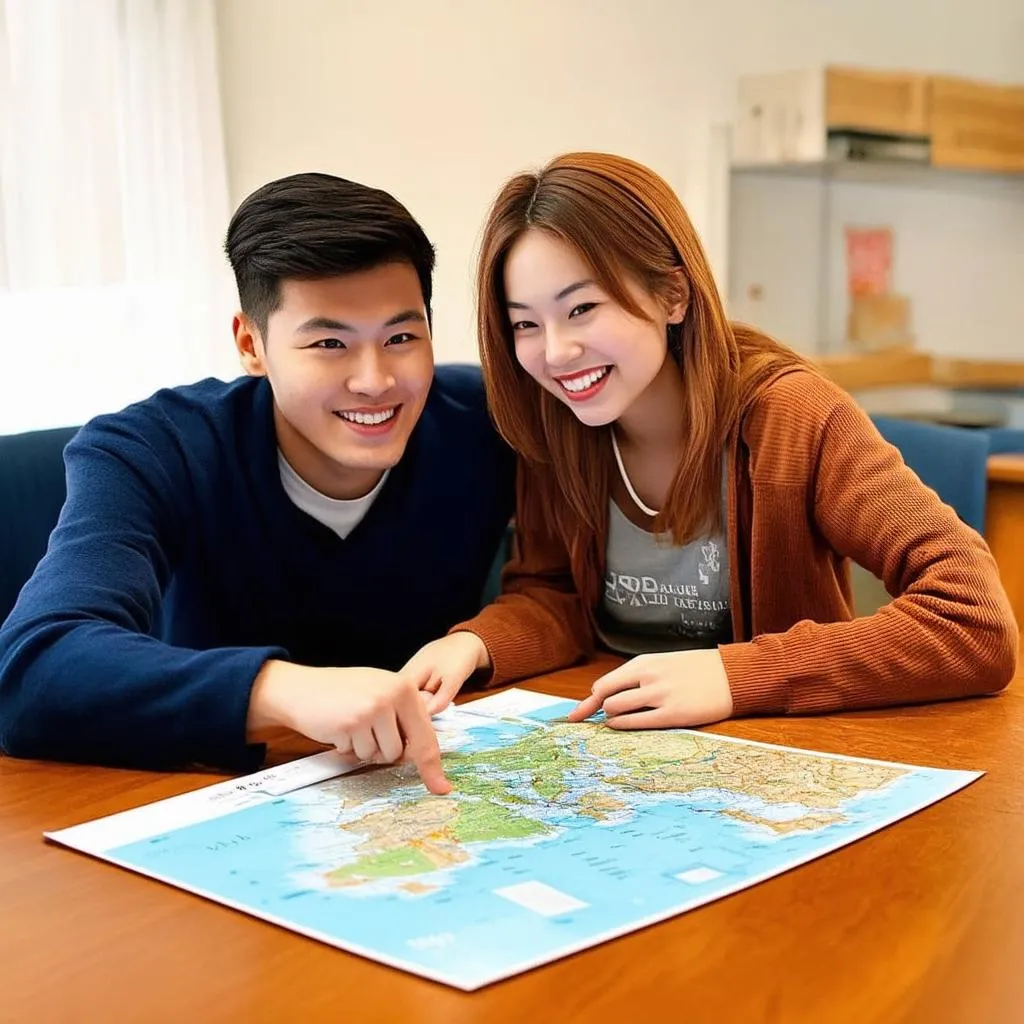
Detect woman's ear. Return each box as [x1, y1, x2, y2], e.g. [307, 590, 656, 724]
[664, 268, 690, 324]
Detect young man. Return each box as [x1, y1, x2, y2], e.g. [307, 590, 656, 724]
[0, 173, 514, 793]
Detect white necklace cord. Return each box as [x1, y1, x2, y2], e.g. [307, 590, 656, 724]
[610, 431, 659, 517]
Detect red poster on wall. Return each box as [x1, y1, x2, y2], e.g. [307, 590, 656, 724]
[845, 227, 892, 297]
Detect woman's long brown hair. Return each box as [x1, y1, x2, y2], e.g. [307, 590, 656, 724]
[477, 152, 803, 603]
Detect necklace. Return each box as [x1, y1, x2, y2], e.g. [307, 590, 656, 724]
[610, 431, 659, 517]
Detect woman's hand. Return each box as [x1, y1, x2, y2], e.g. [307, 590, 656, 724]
[402, 631, 491, 715]
[568, 649, 733, 729]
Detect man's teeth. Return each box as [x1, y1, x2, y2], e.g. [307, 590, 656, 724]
[560, 367, 609, 393]
[339, 408, 396, 425]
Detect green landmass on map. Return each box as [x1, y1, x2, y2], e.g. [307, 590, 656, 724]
[325, 791, 552, 888]
[323, 717, 908, 891]
[447, 725, 572, 802]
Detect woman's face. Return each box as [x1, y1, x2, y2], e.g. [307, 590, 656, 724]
[503, 229, 684, 428]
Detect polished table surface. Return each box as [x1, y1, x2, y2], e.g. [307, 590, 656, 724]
[987, 453, 1024, 485]
[2, 657, 1023, 1024]
[987, 453, 1024, 631]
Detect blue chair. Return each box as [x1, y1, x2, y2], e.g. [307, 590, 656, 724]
[481, 522, 514, 607]
[0, 426, 80, 626]
[985, 427, 1024, 456]
[871, 416, 1024, 534]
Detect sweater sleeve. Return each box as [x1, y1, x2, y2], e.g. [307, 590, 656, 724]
[0, 423, 284, 771]
[448, 463, 594, 685]
[720, 393, 1019, 715]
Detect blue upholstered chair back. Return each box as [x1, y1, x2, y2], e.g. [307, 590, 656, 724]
[0, 426, 79, 625]
[871, 416, 1024, 534]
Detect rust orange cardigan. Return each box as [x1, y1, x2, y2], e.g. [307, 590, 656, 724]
[454, 368, 1019, 714]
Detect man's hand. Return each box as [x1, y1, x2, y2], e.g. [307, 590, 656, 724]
[247, 660, 450, 794]
[402, 632, 491, 715]
[568, 649, 733, 729]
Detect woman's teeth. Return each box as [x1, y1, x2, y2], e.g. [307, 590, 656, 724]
[559, 367, 609, 393]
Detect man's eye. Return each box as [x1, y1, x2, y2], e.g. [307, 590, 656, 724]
[385, 333, 416, 346]
[311, 339, 346, 350]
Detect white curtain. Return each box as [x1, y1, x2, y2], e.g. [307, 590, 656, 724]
[0, 0, 237, 434]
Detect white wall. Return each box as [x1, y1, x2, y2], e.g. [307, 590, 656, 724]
[728, 167, 1024, 357]
[214, 0, 1024, 364]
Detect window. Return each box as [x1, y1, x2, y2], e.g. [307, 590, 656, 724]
[0, 0, 236, 434]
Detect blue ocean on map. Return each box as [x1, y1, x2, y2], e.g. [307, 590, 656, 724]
[107, 700, 978, 990]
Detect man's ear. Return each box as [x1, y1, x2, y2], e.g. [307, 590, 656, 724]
[664, 268, 690, 325]
[233, 313, 267, 376]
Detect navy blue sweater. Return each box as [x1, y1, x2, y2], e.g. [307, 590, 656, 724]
[0, 367, 514, 771]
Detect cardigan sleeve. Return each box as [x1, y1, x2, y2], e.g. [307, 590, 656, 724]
[721, 390, 1018, 715]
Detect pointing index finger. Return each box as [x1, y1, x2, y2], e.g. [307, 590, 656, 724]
[396, 684, 451, 795]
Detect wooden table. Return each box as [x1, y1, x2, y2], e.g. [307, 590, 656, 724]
[3, 658, 1023, 1024]
[987, 453, 1024, 630]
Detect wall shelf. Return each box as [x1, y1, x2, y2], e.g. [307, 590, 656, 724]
[716, 69, 1024, 362]
[730, 159, 1024, 192]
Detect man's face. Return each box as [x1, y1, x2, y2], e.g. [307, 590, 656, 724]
[236, 262, 434, 499]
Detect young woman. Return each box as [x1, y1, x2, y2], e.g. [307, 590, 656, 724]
[405, 152, 1018, 729]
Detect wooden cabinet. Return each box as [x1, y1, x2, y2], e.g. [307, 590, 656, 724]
[733, 65, 1024, 176]
[930, 76, 1024, 173]
[825, 67, 929, 138]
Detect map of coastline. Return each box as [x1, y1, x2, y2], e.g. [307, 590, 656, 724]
[315, 716, 908, 896]
[47, 690, 981, 990]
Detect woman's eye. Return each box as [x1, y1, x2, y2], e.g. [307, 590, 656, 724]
[568, 302, 597, 319]
[511, 320, 538, 332]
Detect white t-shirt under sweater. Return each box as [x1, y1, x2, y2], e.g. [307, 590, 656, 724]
[277, 450, 388, 539]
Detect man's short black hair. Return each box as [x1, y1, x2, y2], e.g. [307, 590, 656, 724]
[224, 172, 436, 337]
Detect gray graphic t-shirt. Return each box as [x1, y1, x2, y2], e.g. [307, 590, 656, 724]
[597, 501, 731, 656]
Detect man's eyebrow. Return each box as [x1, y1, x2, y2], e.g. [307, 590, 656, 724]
[383, 309, 427, 327]
[296, 316, 356, 333]
[295, 311, 427, 332]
